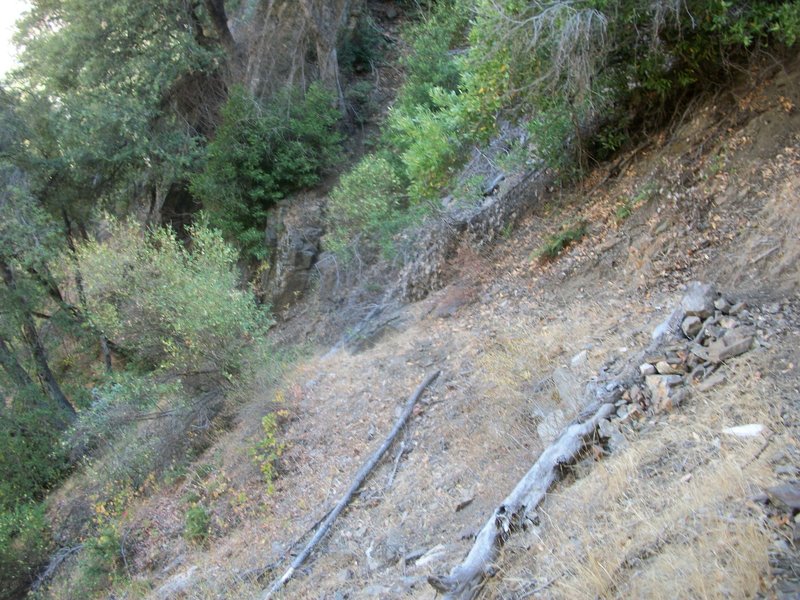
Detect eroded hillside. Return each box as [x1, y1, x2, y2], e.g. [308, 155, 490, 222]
[37, 59, 800, 599]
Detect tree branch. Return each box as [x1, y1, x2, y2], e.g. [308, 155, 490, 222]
[262, 370, 441, 599]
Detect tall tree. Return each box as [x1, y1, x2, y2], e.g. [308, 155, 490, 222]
[12, 0, 229, 224]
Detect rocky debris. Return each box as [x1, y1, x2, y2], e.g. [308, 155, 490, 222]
[706, 326, 755, 363]
[590, 283, 764, 450]
[681, 315, 702, 337]
[681, 281, 717, 318]
[397, 169, 551, 302]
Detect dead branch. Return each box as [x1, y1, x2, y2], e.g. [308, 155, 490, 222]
[31, 544, 84, 592]
[428, 400, 615, 599]
[261, 370, 441, 599]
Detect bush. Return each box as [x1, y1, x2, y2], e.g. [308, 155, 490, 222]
[184, 505, 211, 545]
[0, 503, 52, 600]
[249, 413, 285, 493]
[82, 525, 122, 591]
[0, 403, 68, 510]
[190, 83, 342, 259]
[75, 219, 272, 378]
[324, 156, 406, 257]
[535, 220, 588, 259]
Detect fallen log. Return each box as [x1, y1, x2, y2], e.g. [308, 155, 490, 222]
[428, 400, 615, 599]
[262, 370, 441, 599]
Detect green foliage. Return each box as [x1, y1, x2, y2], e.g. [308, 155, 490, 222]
[338, 15, 384, 77]
[388, 90, 467, 201]
[250, 413, 285, 493]
[67, 375, 182, 459]
[190, 84, 342, 259]
[184, 505, 211, 545]
[0, 404, 69, 510]
[325, 156, 406, 257]
[13, 0, 220, 214]
[393, 2, 470, 113]
[536, 220, 588, 259]
[75, 218, 272, 377]
[0, 502, 52, 600]
[82, 525, 122, 591]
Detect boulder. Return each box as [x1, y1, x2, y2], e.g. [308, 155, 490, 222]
[680, 281, 716, 319]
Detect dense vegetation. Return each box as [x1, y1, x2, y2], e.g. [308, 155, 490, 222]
[0, 0, 797, 597]
[324, 0, 800, 256]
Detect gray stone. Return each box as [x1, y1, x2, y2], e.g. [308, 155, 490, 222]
[706, 327, 755, 363]
[655, 360, 684, 375]
[553, 367, 582, 412]
[645, 374, 684, 412]
[681, 315, 702, 338]
[640, 363, 656, 376]
[598, 418, 628, 452]
[681, 281, 717, 319]
[714, 297, 732, 313]
[766, 483, 800, 511]
[729, 301, 747, 315]
[537, 409, 567, 443]
[764, 302, 781, 314]
[697, 371, 726, 392]
[652, 307, 685, 341]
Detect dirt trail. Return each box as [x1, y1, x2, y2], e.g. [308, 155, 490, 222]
[134, 63, 800, 600]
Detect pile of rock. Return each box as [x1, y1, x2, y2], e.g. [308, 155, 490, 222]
[591, 282, 758, 447]
[639, 281, 755, 413]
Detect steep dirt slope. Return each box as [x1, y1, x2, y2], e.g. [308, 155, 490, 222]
[73, 62, 800, 600]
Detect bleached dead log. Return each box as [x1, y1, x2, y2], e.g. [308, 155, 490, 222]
[428, 400, 615, 599]
[262, 370, 441, 599]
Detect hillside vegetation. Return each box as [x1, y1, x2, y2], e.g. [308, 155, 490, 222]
[0, 1, 799, 599]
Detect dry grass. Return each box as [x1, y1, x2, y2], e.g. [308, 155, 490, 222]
[484, 348, 780, 600]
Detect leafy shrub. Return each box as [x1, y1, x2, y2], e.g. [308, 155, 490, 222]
[0, 503, 52, 600]
[75, 219, 272, 378]
[82, 525, 122, 591]
[325, 156, 407, 257]
[389, 90, 468, 201]
[249, 413, 285, 493]
[536, 220, 588, 259]
[0, 404, 68, 510]
[392, 1, 470, 113]
[190, 83, 342, 259]
[184, 505, 211, 545]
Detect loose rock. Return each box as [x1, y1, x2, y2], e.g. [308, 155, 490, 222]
[681, 315, 702, 338]
[681, 281, 717, 319]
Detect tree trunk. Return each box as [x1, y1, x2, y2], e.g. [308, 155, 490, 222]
[0, 334, 35, 391]
[428, 401, 615, 598]
[203, 0, 240, 64]
[0, 260, 75, 420]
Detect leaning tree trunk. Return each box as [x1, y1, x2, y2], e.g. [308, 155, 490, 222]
[0, 259, 75, 421]
[0, 334, 35, 392]
[428, 401, 616, 598]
